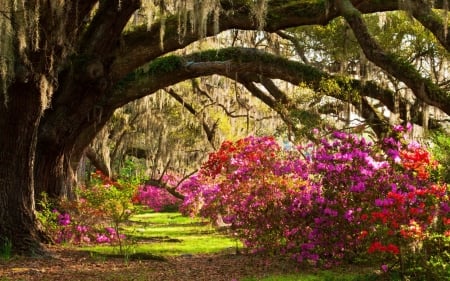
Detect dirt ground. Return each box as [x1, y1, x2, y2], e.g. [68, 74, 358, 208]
[0, 245, 307, 281]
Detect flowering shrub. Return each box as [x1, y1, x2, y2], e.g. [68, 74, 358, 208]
[134, 174, 182, 212]
[178, 129, 450, 273]
[39, 171, 136, 252]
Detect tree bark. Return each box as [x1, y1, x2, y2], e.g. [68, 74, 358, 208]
[34, 146, 77, 201]
[33, 0, 140, 199]
[0, 81, 48, 255]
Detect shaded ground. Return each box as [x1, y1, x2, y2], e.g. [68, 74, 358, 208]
[1, 245, 307, 281]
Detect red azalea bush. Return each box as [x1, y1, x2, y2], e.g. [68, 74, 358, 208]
[178, 128, 450, 275]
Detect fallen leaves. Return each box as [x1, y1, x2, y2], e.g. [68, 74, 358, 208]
[0, 245, 302, 281]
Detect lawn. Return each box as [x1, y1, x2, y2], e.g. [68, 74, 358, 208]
[0, 210, 377, 281]
[82, 211, 373, 280]
[84, 211, 240, 256]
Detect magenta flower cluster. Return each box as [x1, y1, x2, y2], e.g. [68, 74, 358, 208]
[178, 131, 450, 267]
[134, 174, 182, 212]
[52, 209, 125, 245]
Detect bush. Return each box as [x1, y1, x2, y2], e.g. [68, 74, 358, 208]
[179, 128, 450, 274]
[38, 171, 137, 253]
[134, 184, 181, 212]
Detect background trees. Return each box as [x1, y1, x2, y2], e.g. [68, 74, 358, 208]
[0, 0, 449, 255]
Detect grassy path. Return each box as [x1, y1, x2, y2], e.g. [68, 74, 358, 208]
[0, 212, 374, 281]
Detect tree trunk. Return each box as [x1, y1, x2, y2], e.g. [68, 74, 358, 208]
[0, 82, 48, 255]
[35, 105, 114, 200]
[34, 146, 77, 201]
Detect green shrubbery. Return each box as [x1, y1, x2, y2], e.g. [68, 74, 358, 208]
[37, 170, 136, 254]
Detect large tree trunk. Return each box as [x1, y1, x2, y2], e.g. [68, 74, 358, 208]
[35, 106, 114, 200]
[34, 146, 77, 201]
[0, 82, 48, 255]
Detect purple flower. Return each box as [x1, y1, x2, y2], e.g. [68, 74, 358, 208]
[406, 122, 412, 132]
[324, 207, 338, 217]
[96, 234, 111, 243]
[350, 182, 366, 193]
[58, 213, 71, 226]
[76, 225, 88, 233]
[105, 227, 116, 236]
[381, 264, 389, 272]
[344, 209, 354, 222]
[393, 124, 403, 132]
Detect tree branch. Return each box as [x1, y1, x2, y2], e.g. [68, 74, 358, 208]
[410, 0, 450, 52]
[337, 0, 450, 116]
[112, 47, 445, 129]
[111, 0, 400, 80]
[85, 146, 110, 177]
[80, 0, 140, 55]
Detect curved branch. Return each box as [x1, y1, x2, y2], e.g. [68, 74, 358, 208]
[337, 0, 450, 116]
[85, 146, 110, 177]
[111, 0, 400, 80]
[112, 47, 444, 129]
[410, 0, 450, 52]
[80, 0, 140, 55]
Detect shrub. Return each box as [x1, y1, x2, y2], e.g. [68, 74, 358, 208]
[179, 129, 450, 274]
[134, 184, 181, 212]
[40, 171, 137, 253]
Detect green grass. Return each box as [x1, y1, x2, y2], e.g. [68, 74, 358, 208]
[84, 211, 240, 256]
[81, 211, 376, 280]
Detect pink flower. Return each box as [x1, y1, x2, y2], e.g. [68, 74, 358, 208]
[96, 234, 110, 243]
[58, 213, 71, 226]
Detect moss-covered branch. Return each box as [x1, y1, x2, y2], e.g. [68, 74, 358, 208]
[111, 47, 437, 130]
[337, 0, 450, 116]
[410, 0, 450, 52]
[111, 0, 400, 80]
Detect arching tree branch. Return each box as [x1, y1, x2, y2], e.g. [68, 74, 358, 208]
[337, 0, 450, 116]
[410, 0, 450, 52]
[111, 0, 401, 80]
[113, 47, 444, 131]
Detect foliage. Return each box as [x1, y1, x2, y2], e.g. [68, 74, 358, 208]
[39, 171, 137, 254]
[429, 130, 450, 183]
[35, 192, 60, 239]
[117, 158, 148, 187]
[179, 128, 450, 278]
[0, 237, 12, 261]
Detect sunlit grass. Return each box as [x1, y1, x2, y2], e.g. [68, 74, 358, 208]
[84, 211, 240, 256]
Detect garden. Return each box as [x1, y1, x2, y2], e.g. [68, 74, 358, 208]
[1, 126, 449, 281]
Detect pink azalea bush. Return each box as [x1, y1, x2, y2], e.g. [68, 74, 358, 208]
[45, 171, 135, 247]
[134, 174, 182, 212]
[178, 129, 449, 272]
